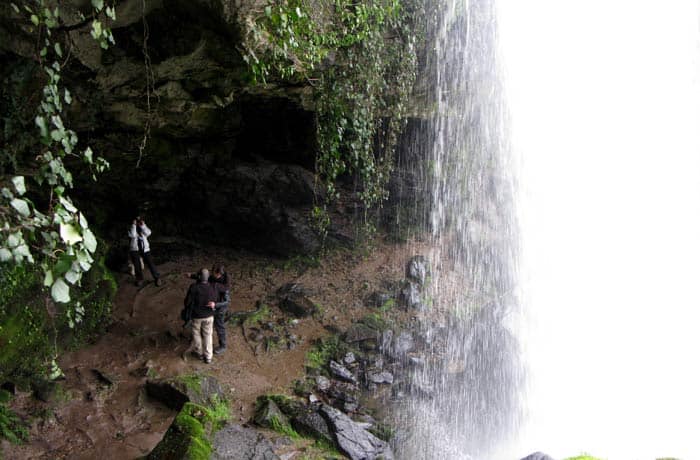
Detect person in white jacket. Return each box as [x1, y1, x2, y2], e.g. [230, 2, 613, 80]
[128, 217, 161, 286]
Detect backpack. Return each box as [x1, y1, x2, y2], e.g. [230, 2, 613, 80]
[181, 288, 195, 326]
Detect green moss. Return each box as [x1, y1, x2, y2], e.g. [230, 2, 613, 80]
[359, 312, 388, 331]
[270, 415, 300, 439]
[563, 455, 605, 460]
[148, 400, 230, 460]
[177, 373, 203, 395]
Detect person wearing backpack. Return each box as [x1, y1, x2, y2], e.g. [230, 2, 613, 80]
[183, 268, 226, 364]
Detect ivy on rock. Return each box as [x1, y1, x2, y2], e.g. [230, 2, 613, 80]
[1, 1, 114, 305]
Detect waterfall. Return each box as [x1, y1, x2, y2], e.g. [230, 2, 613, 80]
[500, 1, 700, 459]
[393, 0, 700, 458]
[393, 0, 524, 458]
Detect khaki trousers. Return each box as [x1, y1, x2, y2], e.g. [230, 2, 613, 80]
[192, 316, 214, 360]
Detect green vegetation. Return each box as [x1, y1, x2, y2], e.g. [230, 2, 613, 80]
[177, 373, 203, 395]
[360, 312, 389, 331]
[242, 0, 423, 236]
[2, 1, 113, 304]
[243, 304, 272, 328]
[305, 335, 345, 371]
[0, 241, 116, 388]
[0, 390, 28, 445]
[563, 455, 605, 460]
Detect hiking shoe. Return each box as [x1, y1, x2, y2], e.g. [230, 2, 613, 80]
[214, 346, 226, 355]
[203, 357, 212, 364]
[155, 278, 162, 287]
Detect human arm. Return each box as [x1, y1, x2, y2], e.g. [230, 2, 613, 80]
[139, 222, 152, 238]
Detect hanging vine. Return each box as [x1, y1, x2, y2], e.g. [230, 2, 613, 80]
[1, 1, 115, 306]
[240, 0, 423, 237]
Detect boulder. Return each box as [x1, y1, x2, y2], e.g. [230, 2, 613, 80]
[315, 375, 331, 392]
[291, 408, 334, 444]
[368, 372, 394, 385]
[345, 323, 379, 343]
[277, 283, 317, 318]
[212, 423, 279, 460]
[366, 291, 392, 309]
[329, 360, 357, 384]
[320, 404, 394, 460]
[254, 398, 289, 429]
[31, 379, 57, 403]
[148, 402, 224, 459]
[146, 374, 224, 411]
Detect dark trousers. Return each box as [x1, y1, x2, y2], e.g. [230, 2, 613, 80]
[214, 303, 228, 347]
[130, 250, 159, 281]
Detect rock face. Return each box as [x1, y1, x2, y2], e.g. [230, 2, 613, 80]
[0, 0, 330, 257]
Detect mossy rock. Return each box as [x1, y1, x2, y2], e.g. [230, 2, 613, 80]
[147, 402, 217, 460]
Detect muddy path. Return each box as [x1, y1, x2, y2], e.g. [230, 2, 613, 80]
[3, 242, 414, 459]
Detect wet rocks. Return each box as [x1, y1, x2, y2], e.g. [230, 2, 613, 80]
[368, 372, 394, 385]
[399, 281, 425, 311]
[212, 424, 279, 460]
[329, 360, 357, 384]
[146, 374, 224, 411]
[406, 255, 429, 286]
[319, 404, 394, 460]
[290, 407, 335, 444]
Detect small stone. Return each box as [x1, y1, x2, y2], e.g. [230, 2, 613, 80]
[343, 352, 356, 365]
[309, 394, 320, 404]
[369, 372, 394, 385]
[316, 376, 331, 391]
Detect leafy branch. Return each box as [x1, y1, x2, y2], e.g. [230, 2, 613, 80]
[1, 0, 115, 305]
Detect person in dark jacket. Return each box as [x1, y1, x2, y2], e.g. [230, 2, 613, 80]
[184, 268, 226, 363]
[210, 265, 230, 355]
[186, 265, 230, 355]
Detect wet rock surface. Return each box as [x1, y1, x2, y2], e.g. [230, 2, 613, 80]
[277, 283, 318, 317]
[212, 424, 279, 460]
[320, 404, 394, 460]
[520, 452, 556, 460]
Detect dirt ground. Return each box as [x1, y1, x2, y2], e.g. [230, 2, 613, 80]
[2, 240, 421, 459]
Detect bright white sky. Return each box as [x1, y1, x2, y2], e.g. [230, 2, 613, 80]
[497, 1, 700, 459]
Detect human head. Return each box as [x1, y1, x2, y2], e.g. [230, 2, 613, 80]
[213, 265, 225, 278]
[198, 268, 209, 282]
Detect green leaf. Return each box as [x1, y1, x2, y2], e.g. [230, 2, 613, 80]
[11, 176, 26, 195]
[48, 359, 64, 380]
[83, 228, 97, 252]
[91, 0, 104, 11]
[265, 6, 272, 16]
[11, 3, 19, 13]
[54, 253, 74, 276]
[35, 116, 48, 138]
[105, 5, 116, 20]
[64, 89, 72, 104]
[54, 42, 62, 58]
[10, 198, 30, 217]
[43, 270, 54, 287]
[0, 248, 12, 262]
[78, 213, 88, 229]
[59, 223, 82, 245]
[51, 278, 70, 303]
[65, 268, 80, 285]
[58, 196, 77, 213]
[30, 14, 39, 26]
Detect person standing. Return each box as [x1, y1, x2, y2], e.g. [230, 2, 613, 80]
[211, 265, 230, 355]
[184, 268, 227, 364]
[128, 216, 161, 287]
[186, 265, 230, 355]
